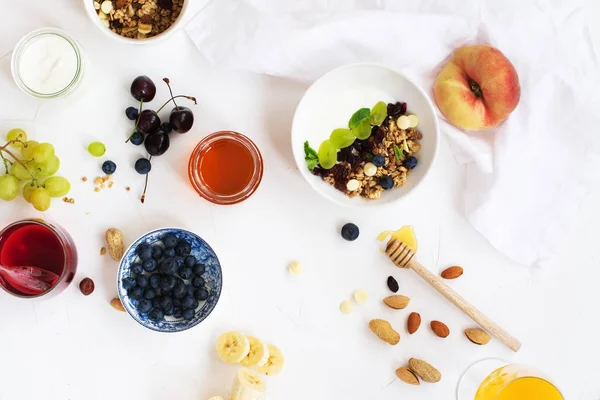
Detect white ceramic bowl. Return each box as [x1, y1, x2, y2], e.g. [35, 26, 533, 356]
[291, 63, 440, 207]
[82, 0, 190, 44]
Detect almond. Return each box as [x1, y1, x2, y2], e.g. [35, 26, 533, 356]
[110, 298, 126, 312]
[106, 228, 125, 261]
[430, 320, 450, 338]
[396, 367, 420, 385]
[409, 358, 442, 383]
[441, 266, 463, 279]
[369, 319, 400, 345]
[464, 328, 491, 345]
[383, 295, 410, 310]
[407, 312, 421, 334]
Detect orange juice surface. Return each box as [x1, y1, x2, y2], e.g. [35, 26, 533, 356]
[377, 226, 418, 251]
[476, 367, 563, 400]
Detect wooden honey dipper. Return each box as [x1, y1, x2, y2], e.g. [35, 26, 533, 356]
[386, 239, 521, 352]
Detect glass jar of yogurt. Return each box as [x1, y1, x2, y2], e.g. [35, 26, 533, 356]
[11, 28, 84, 99]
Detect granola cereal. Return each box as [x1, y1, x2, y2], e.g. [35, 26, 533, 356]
[93, 0, 184, 40]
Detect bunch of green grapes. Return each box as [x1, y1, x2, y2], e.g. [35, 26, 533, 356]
[0, 128, 71, 211]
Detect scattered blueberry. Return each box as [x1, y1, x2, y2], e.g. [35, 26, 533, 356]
[184, 255, 196, 268]
[136, 275, 149, 289]
[151, 246, 163, 260]
[143, 288, 157, 300]
[126, 106, 139, 120]
[387, 276, 399, 293]
[131, 263, 143, 275]
[175, 241, 191, 257]
[181, 294, 196, 309]
[163, 234, 178, 248]
[163, 304, 175, 316]
[403, 156, 417, 170]
[160, 275, 177, 292]
[380, 175, 394, 190]
[194, 288, 209, 301]
[143, 259, 158, 272]
[182, 308, 195, 320]
[130, 131, 144, 146]
[372, 154, 386, 167]
[159, 258, 179, 275]
[160, 122, 173, 134]
[122, 277, 136, 290]
[137, 243, 153, 261]
[137, 299, 153, 313]
[135, 158, 152, 175]
[102, 160, 117, 175]
[148, 308, 164, 321]
[128, 286, 143, 300]
[163, 248, 176, 258]
[149, 274, 161, 289]
[192, 276, 205, 288]
[158, 296, 173, 310]
[341, 223, 360, 241]
[173, 307, 182, 319]
[178, 267, 193, 280]
[172, 281, 187, 299]
[192, 264, 206, 276]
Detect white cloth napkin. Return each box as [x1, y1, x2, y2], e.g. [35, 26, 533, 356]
[186, 0, 600, 267]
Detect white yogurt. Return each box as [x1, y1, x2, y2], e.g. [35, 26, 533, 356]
[17, 33, 79, 95]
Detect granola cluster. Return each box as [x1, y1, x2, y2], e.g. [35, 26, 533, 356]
[313, 107, 422, 200]
[93, 0, 184, 40]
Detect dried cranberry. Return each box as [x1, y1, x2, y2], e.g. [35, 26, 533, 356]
[338, 147, 352, 162]
[373, 126, 385, 143]
[400, 102, 407, 115]
[331, 164, 348, 182]
[158, 0, 173, 9]
[387, 102, 402, 117]
[334, 180, 347, 192]
[312, 166, 328, 177]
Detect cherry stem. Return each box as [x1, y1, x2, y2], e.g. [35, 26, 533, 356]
[126, 99, 144, 143]
[156, 95, 197, 114]
[140, 156, 152, 204]
[163, 78, 179, 109]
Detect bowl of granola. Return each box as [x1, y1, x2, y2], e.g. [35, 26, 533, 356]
[292, 63, 439, 207]
[84, 0, 189, 43]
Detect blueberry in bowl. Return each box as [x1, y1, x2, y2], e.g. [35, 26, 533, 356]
[117, 228, 223, 333]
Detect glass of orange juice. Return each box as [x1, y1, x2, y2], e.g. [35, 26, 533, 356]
[458, 359, 563, 400]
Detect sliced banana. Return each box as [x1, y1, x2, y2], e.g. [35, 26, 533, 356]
[353, 289, 368, 304]
[407, 114, 419, 128]
[397, 115, 410, 130]
[240, 336, 270, 368]
[255, 345, 285, 376]
[207, 397, 225, 400]
[230, 369, 267, 400]
[216, 331, 251, 364]
[288, 260, 303, 275]
[340, 300, 354, 313]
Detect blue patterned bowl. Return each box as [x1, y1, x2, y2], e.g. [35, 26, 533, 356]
[117, 228, 222, 333]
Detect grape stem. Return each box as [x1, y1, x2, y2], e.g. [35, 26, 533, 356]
[125, 98, 144, 143]
[0, 141, 37, 181]
[140, 155, 152, 204]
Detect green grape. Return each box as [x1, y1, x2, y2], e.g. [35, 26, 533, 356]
[30, 188, 51, 211]
[0, 175, 19, 201]
[22, 183, 38, 203]
[44, 176, 70, 198]
[10, 162, 33, 180]
[329, 128, 355, 149]
[6, 128, 27, 148]
[318, 140, 337, 169]
[31, 143, 55, 163]
[352, 120, 371, 140]
[370, 101, 387, 125]
[88, 142, 106, 157]
[35, 156, 60, 176]
[21, 140, 39, 160]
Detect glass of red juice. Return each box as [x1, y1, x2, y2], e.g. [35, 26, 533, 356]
[0, 219, 77, 298]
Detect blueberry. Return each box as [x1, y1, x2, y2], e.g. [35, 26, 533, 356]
[152, 296, 162, 309]
[149, 274, 161, 289]
[372, 154, 386, 167]
[130, 131, 144, 146]
[173, 307, 182, 319]
[125, 106, 139, 120]
[131, 262, 143, 275]
[160, 122, 173, 134]
[163, 304, 175, 316]
[182, 308, 195, 320]
[102, 160, 117, 175]
[158, 296, 172, 310]
[128, 286, 143, 300]
[163, 234, 178, 248]
[181, 294, 196, 309]
[172, 281, 187, 299]
[159, 258, 179, 275]
[148, 308, 164, 321]
[175, 241, 191, 257]
[380, 175, 394, 190]
[192, 264, 206, 276]
[194, 288, 209, 301]
[136, 275, 149, 289]
[341, 223, 360, 241]
[143, 288, 156, 300]
[172, 297, 182, 307]
[160, 275, 177, 291]
[151, 246, 163, 260]
[178, 267, 193, 280]
[137, 243, 153, 261]
[136, 299, 152, 313]
[163, 248, 176, 258]
[184, 255, 197, 268]
[135, 158, 152, 175]
[143, 259, 158, 272]
[122, 277, 136, 290]
[192, 277, 205, 288]
[403, 156, 417, 170]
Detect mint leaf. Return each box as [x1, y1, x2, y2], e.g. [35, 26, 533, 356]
[348, 108, 371, 129]
[304, 141, 318, 160]
[394, 144, 404, 161]
[307, 158, 318, 170]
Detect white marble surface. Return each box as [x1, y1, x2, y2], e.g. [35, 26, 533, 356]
[0, 1, 599, 399]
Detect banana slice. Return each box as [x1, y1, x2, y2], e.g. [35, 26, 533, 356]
[230, 369, 267, 400]
[216, 331, 251, 364]
[207, 397, 225, 400]
[240, 336, 270, 368]
[255, 345, 284, 376]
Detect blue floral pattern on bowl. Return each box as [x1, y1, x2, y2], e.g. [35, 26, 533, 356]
[117, 228, 222, 333]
